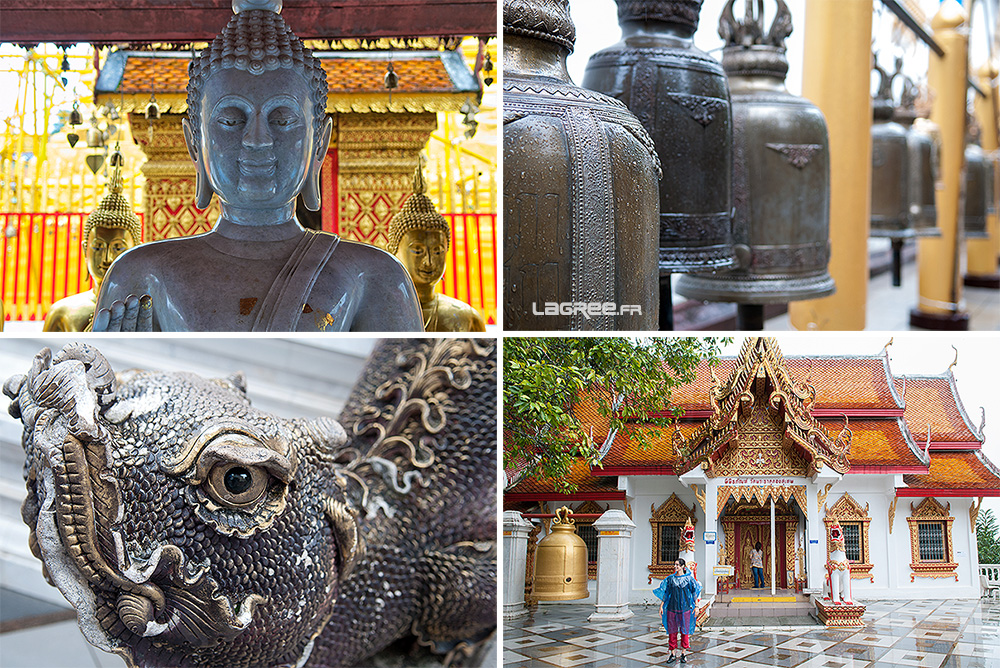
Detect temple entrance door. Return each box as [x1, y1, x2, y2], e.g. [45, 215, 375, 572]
[734, 521, 787, 589]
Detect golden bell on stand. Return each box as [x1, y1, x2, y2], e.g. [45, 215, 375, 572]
[533, 506, 589, 601]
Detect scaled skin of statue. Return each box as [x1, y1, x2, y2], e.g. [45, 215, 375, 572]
[387, 169, 486, 332]
[44, 155, 139, 332]
[94, 5, 422, 332]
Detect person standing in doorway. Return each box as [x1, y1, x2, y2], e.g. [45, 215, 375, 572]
[751, 541, 765, 588]
[654, 558, 702, 664]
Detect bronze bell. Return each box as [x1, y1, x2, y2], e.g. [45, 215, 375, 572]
[904, 118, 942, 235]
[870, 63, 941, 286]
[964, 143, 993, 239]
[533, 507, 589, 601]
[503, 0, 661, 331]
[675, 0, 834, 329]
[582, 0, 735, 329]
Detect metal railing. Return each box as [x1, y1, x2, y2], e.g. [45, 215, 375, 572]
[2, 212, 93, 321]
[1, 211, 495, 327]
[980, 564, 1000, 598]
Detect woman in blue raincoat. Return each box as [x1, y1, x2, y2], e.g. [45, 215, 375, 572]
[653, 558, 702, 664]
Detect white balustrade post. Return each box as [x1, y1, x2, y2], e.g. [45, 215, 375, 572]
[588, 510, 636, 622]
[503, 511, 532, 619]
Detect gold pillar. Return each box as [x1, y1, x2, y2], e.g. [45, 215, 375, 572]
[337, 112, 438, 248]
[910, 0, 971, 329]
[789, 0, 873, 331]
[965, 62, 1000, 288]
[129, 113, 220, 241]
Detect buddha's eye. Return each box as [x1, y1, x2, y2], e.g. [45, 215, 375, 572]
[269, 109, 299, 127]
[216, 109, 246, 127]
[206, 463, 270, 507]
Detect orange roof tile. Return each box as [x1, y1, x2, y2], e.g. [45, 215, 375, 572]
[601, 423, 698, 469]
[826, 418, 927, 470]
[902, 451, 1000, 493]
[571, 390, 614, 444]
[115, 54, 463, 95]
[900, 376, 982, 445]
[509, 458, 620, 497]
[320, 57, 457, 93]
[668, 355, 901, 412]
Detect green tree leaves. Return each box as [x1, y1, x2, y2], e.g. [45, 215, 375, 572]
[503, 337, 730, 492]
[978, 507, 1000, 565]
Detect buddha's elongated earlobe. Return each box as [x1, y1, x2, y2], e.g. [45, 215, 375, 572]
[303, 117, 333, 211]
[182, 117, 213, 210]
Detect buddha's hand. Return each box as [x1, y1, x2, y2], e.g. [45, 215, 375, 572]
[92, 294, 153, 332]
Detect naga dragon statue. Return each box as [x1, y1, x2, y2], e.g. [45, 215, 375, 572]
[4, 339, 496, 668]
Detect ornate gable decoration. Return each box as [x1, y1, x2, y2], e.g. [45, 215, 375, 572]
[675, 337, 851, 477]
[573, 500, 609, 516]
[910, 496, 950, 518]
[651, 493, 698, 524]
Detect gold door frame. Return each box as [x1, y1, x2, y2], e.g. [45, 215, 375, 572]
[721, 500, 798, 590]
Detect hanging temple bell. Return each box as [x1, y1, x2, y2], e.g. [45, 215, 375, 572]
[533, 507, 590, 601]
[675, 0, 834, 307]
[870, 64, 941, 242]
[869, 59, 942, 286]
[582, 0, 736, 278]
[503, 0, 661, 331]
[964, 141, 995, 240]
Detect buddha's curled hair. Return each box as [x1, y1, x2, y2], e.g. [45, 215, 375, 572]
[186, 9, 328, 151]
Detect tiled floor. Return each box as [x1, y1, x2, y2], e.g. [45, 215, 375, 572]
[504, 599, 1000, 668]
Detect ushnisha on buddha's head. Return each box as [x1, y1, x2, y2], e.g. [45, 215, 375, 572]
[182, 0, 332, 213]
[386, 168, 451, 291]
[83, 153, 141, 285]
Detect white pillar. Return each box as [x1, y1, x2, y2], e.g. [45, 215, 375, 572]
[503, 511, 532, 619]
[805, 483, 823, 593]
[705, 482, 719, 596]
[588, 510, 636, 622]
[770, 495, 776, 596]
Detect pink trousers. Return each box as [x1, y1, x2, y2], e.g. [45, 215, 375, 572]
[667, 632, 690, 650]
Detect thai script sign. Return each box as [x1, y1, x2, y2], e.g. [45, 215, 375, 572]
[723, 477, 799, 486]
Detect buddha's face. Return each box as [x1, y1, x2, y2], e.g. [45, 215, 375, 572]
[199, 68, 316, 208]
[86, 226, 135, 283]
[396, 229, 448, 288]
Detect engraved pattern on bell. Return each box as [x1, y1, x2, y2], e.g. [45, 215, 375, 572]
[503, 0, 661, 331]
[583, 0, 735, 273]
[870, 60, 941, 239]
[675, 0, 834, 304]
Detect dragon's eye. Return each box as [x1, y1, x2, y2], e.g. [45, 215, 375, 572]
[206, 464, 270, 507]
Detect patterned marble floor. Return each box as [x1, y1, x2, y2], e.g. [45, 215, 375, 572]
[504, 599, 1000, 668]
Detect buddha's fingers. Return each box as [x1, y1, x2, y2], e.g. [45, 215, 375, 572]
[120, 295, 140, 332]
[106, 300, 127, 331]
[92, 308, 111, 332]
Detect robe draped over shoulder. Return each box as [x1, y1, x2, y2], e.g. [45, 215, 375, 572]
[251, 230, 339, 331]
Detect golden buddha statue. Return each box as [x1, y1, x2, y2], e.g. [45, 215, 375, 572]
[387, 167, 486, 332]
[93, 0, 421, 331]
[43, 151, 140, 332]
